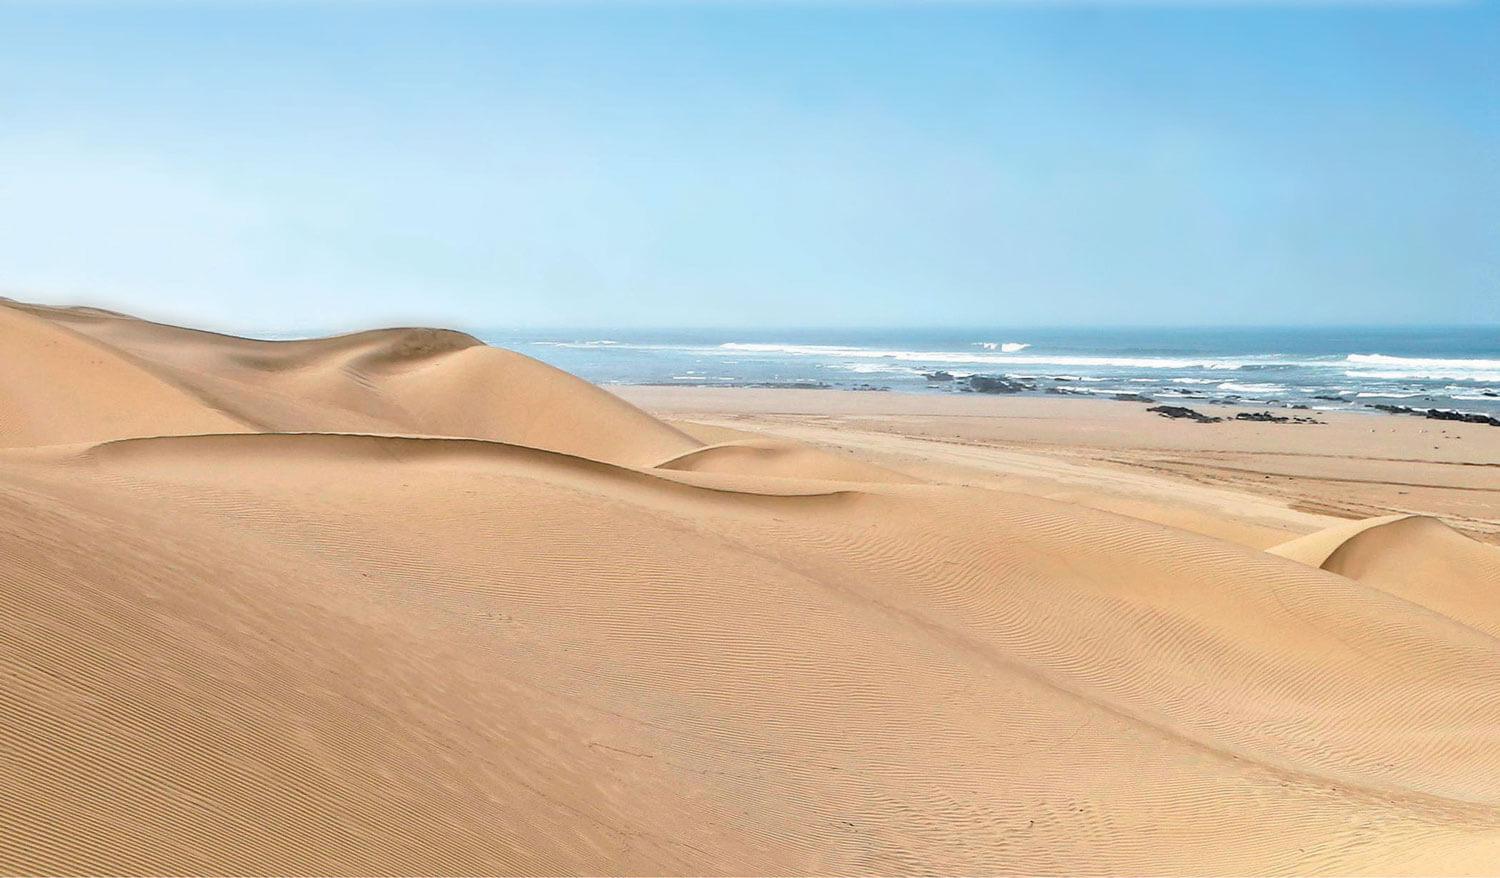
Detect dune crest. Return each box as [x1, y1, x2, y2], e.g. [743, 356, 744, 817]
[655, 438, 919, 483]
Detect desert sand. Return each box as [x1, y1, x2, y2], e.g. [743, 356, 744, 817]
[3, 297, 1500, 875]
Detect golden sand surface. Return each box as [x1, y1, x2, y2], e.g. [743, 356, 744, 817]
[4, 298, 1500, 875]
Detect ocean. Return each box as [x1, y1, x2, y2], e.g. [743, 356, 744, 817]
[477, 326, 1500, 417]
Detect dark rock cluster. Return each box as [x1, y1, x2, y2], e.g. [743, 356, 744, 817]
[1424, 408, 1500, 426]
[1234, 411, 1323, 424]
[1366, 404, 1500, 426]
[962, 375, 1034, 394]
[1147, 405, 1222, 423]
[1147, 405, 1324, 425]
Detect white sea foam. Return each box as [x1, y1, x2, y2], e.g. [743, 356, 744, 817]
[1216, 382, 1289, 394]
[1344, 353, 1500, 381]
[1347, 369, 1500, 382]
[838, 362, 921, 374]
[1347, 353, 1500, 369]
[715, 343, 1299, 371]
[976, 341, 1031, 352]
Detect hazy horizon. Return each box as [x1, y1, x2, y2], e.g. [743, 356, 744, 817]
[2, 1, 1495, 330]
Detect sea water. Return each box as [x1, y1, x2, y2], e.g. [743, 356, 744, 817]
[478, 325, 1500, 416]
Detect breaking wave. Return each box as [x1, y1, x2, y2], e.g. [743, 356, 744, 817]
[1345, 353, 1500, 382]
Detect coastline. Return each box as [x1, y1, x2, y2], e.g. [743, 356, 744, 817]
[498, 325, 1500, 419]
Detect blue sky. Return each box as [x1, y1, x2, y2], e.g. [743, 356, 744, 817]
[0, 2, 1495, 330]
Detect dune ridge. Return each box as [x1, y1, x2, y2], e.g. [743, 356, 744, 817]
[3, 298, 1500, 875]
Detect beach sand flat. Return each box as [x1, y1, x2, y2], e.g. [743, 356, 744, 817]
[4, 298, 1500, 874]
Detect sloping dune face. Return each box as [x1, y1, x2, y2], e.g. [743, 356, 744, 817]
[0, 305, 249, 446]
[3, 299, 1500, 875]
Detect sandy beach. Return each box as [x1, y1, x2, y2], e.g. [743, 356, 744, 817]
[615, 386, 1500, 549]
[4, 298, 1500, 875]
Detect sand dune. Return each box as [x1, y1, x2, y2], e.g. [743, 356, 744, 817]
[3, 299, 1500, 874]
[6, 299, 701, 465]
[1272, 515, 1500, 639]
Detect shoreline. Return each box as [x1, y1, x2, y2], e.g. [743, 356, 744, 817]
[608, 379, 1500, 421]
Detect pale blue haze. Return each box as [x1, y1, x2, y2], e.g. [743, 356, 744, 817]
[0, 2, 1495, 330]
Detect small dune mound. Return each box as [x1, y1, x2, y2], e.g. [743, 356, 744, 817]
[1266, 514, 1420, 568]
[0, 305, 249, 447]
[1270, 515, 1500, 638]
[655, 438, 918, 483]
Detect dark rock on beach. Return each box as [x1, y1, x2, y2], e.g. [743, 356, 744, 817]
[1236, 411, 1288, 422]
[1367, 404, 1500, 426]
[1423, 408, 1500, 426]
[1231, 411, 1325, 425]
[1147, 405, 1222, 423]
